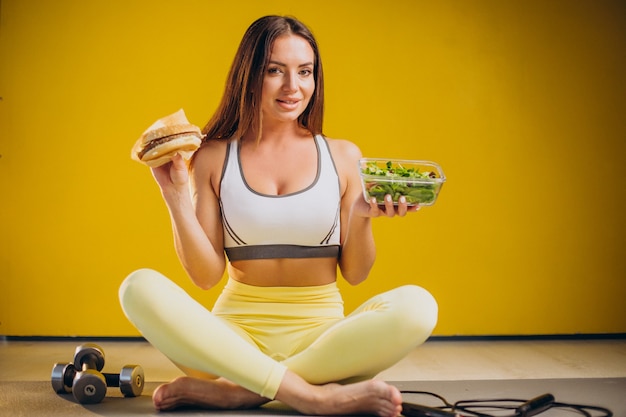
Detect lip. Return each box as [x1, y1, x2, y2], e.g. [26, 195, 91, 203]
[277, 97, 301, 104]
[276, 98, 301, 110]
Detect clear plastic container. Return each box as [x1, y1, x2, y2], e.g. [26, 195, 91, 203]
[359, 158, 446, 206]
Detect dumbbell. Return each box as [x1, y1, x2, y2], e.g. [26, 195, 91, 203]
[51, 362, 145, 403]
[50, 343, 144, 404]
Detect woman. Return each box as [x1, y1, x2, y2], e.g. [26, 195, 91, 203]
[119, 15, 437, 417]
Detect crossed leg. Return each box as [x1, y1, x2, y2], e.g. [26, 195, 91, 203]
[119, 269, 436, 416]
[152, 373, 403, 417]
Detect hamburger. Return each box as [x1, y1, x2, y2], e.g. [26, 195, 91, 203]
[131, 109, 204, 167]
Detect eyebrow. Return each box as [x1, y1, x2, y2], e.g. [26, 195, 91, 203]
[268, 60, 314, 67]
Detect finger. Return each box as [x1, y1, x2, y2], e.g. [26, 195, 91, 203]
[384, 194, 395, 217]
[406, 204, 420, 213]
[368, 196, 380, 213]
[150, 160, 172, 179]
[171, 153, 185, 167]
[397, 196, 408, 217]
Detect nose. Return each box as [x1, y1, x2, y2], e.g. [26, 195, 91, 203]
[282, 71, 298, 92]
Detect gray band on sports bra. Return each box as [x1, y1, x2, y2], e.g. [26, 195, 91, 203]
[225, 244, 340, 261]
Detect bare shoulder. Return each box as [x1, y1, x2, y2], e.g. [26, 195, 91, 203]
[324, 137, 364, 197]
[324, 137, 363, 171]
[190, 139, 230, 193]
[192, 139, 229, 170]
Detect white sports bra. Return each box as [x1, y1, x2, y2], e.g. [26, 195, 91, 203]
[219, 135, 341, 261]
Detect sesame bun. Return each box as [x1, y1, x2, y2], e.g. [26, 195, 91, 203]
[131, 109, 204, 167]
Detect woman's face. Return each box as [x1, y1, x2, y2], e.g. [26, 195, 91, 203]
[261, 34, 315, 125]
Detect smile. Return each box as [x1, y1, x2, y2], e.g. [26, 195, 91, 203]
[275, 99, 302, 111]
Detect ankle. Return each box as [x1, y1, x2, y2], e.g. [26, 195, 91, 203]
[275, 372, 322, 412]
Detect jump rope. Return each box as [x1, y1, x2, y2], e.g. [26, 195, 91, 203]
[400, 390, 613, 417]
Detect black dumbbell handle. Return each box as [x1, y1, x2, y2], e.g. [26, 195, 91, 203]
[103, 373, 121, 387]
[80, 353, 101, 372]
[103, 366, 144, 397]
[57, 363, 77, 391]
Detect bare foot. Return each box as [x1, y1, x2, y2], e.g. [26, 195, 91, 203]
[152, 376, 269, 411]
[277, 373, 403, 417]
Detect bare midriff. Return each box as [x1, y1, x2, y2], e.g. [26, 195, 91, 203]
[227, 257, 338, 287]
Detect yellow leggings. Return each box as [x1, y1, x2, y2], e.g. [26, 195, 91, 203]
[119, 268, 437, 399]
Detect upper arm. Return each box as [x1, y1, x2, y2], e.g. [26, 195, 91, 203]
[189, 140, 228, 255]
[327, 138, 364, 245]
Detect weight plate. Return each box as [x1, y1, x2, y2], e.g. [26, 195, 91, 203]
[119, 365, 144, 397]
[72, 370, 107, 404]
[51, 362, 74, 394]
[73, 343, 105, 371]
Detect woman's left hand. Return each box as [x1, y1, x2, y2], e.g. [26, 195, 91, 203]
[356, 194, 420, 218]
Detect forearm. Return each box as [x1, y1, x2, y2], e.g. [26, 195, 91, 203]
[339, 213, 376, 285]
[164, 190, 225, 290]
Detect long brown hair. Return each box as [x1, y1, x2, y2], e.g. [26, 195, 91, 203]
[202, 15, 325, 142]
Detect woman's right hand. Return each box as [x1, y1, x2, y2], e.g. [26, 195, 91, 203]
[150, 153, 189, 196]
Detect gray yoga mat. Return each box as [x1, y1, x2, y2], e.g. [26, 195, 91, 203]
[0, 378, 623, 416]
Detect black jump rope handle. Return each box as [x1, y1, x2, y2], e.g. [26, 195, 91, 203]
[401, 393, 555, 417]
[401, 403, 458, 417]
[516, 393, 555, 417]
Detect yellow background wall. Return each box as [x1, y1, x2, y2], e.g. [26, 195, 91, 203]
[1, 0, 624, 337]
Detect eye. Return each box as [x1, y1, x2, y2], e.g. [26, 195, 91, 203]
[267, 66, 283, 75]
[299, 68, 313, 77]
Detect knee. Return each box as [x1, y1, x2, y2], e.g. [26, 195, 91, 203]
[390, 285, 438, 339]
[118, 268, 167, 313]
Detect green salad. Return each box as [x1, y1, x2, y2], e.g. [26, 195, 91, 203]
[361, 161, 438, 205]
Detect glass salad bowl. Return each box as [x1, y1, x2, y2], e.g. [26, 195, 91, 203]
[359, 158, 446, 206]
